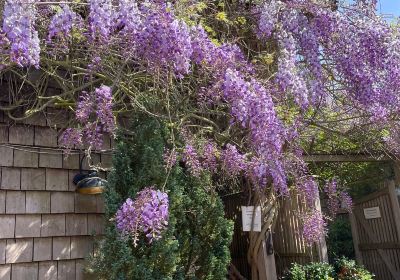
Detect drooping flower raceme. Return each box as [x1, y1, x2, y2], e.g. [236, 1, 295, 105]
[163, 148, 177, 170]
[220, 144, 247, 177]
[275, 28, 309, 109]
[117, 0, 142, 34]
[202, 141, 218, 172]
[297, 177, 319, 207]
[256, 0, 281, 39]
[190, 25, 253, 76]
[59, 128, 83, 153]
[136, 5, 193, 76]
[95, 85, 115, 133]
[324, 179, 340, 218]
[116, 187, 169, 245]
[47, 5, 80, 42]
[60, 85, 115, 152]
[223, 69, 287, 194]
[301, 210, 327, 245]
[324, 179, 353, 217]
[2, 0, 40, 67]
[89, 0, 114, 41]
[182, 144, 202, 177]
[76, 91, 93, 123]
[339, 191, 353, 213]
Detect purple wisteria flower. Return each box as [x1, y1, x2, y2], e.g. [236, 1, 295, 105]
[47, 5, 80, 43]
[76, 91, 93, 123]
[61, 85, 115, 152]
[324, 179, 353, 217]
[301, 210, 327, 245]
[201, 141, 218, 172]
[339, 191, 353, 213]
[59, 128, 83, 153]
[2, 0, 40, 67]
[220, 144, 247, 177]
[115, 187, 169, 246]
[275, 28, 309, 109]
[246, 157, 268, 188]
[190, 25, 252, 74]
[223, 69, 287, 194]
[89, 0, 114, 41]
[117, 0, 142, 34]
[95, 85, 115, 133]
[163, 148, 177, 170]
[83, 122, 104, 150]
[256, 0, 281, 39]
[297, 177, 319, 207]
[182, 144, 202, 177]
[324, 179, 340, 218]
[136, 4, 192, 76]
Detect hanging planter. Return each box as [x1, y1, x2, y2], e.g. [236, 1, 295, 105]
[73, 155, 107, 195]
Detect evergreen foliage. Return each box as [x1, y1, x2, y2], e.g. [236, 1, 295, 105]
[326, 216, 355, 262]
[283, 258, 374, 280]
[89, 116, 233, 280]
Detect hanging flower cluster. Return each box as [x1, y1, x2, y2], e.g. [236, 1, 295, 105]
[201, 141, 218, 173]
[47, 5, 81, 43]
[115, 187, 169, 246]
[163, 148, 177, 171]
[256, 0, 400, 118]
[88, 0, 114, 41]
[301, 210, 327, 245]
[135, 4, 193, 77]
[324, 179, 353, 218]
[60, 85, 115, 151]
[2, 0, 40, 67]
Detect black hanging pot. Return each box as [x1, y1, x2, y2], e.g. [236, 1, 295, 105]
[73, 155, 107, 195]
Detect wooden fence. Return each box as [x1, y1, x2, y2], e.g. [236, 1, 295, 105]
[223, 192, 252, 279]
[223, 191, 327, 279]
[350, 180, 400, 280]
[274, 194, 325, 277]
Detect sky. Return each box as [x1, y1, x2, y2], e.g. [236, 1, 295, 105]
[377, 0, 400, 17]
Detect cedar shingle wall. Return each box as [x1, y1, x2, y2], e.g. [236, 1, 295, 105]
[0, 108, 110, 280]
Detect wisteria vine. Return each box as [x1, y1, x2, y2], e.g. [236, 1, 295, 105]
[1, 0, 392, 245]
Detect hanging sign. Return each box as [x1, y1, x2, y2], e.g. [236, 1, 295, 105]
[363, 206, 381, 219]
[241, 206, 262, 232]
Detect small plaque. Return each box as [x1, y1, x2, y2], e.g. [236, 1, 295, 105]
[363, 206, 381, 219]
[241, 206, 262, 232]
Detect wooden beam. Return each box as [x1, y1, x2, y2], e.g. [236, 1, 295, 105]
[304, 154, 391, 162]
[359, 242, 400, 250]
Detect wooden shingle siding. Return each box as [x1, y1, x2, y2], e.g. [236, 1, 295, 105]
[0, 103, 110, 280]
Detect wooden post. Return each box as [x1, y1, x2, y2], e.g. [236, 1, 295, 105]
[314, 195, 328, 262]
[257, 239, 277, 280]
[387, 180, 400, 242]
[392, 161, 400, 185]
[349, 212, 363, 265]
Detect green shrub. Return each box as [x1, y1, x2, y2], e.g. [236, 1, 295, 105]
[283, 262, 333, 280]
[334, 257, 374, 280]
[283, 258, 374, 280]
[88, 117, 233, 280]
[326, 216, 355, 261]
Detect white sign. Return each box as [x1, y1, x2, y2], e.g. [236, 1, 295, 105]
[363, 206, 381, 219]
[241, 206, 262, 232]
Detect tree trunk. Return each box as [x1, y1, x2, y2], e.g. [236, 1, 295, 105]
[247, 190, 278, 280]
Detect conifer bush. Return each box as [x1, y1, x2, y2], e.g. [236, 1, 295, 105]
[89, 116, 233, 280]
